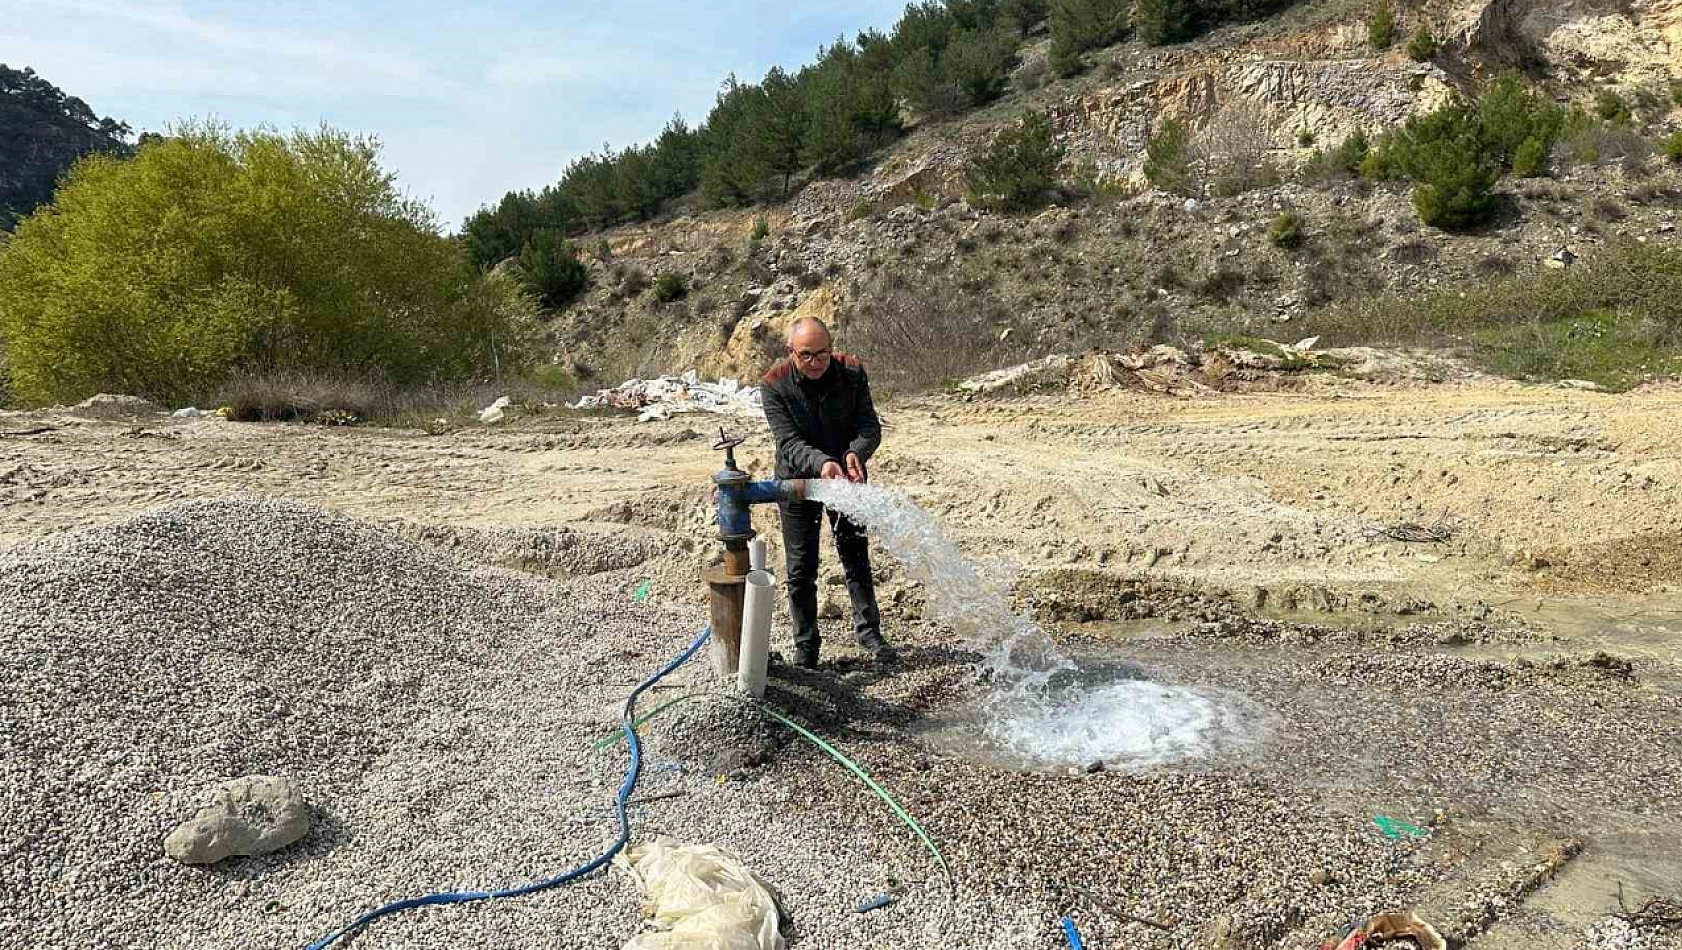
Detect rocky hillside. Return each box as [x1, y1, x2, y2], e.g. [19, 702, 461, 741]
[0, 68, 131, 231]
[545, 0, 1682, 390]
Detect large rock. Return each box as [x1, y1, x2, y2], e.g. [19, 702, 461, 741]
[163, 775, 310, 865]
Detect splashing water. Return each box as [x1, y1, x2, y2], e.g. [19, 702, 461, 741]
[804, 478, 1252, 769]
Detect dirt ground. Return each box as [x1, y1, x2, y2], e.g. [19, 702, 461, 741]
[7, 374, 1682, 599]
[5, 373, 1681, 948]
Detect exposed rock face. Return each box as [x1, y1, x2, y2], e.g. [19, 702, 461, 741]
[163, 775, 310, 866]
[1449, 0, 1682, 82]
[1056, 60, 1454, 180]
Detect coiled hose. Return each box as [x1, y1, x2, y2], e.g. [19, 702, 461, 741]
[302, 625, 713, 950]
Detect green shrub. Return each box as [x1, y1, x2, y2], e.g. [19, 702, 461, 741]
[1512, 136, 1550, 177]
[1411, 146, 1500, 230]
[1368, 1, 1397, 49]
[526, 362, 577, 392]
[1478, 72, 1566, 170]
[1595, 89, 1632, 125]
[1269, 210, 1305, 249]
[1297, 127, 1317, 147]
[1406, 26, 1436, 62]
[965, 110, 1066, 211]
[1336, 129, 1372, 171]
[0, 124, 533, 406]
[1664, 131, 1682, 164]
[653, 272, 690, 302]
[750, 214, 770, 242]
[517, 230, 588, 309]
[1144, 118, 1196, 196]
[1380, 101, 1500, 229]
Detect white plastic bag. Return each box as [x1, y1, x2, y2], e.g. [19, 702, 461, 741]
[615, 838, 785, 950]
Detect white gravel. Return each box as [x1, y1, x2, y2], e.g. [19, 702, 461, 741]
[6, 498, 1674, 950]
[0, 499, 1042, 949]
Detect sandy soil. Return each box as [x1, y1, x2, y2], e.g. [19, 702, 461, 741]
[5, 374, 1681, 949]
[6, 375, 1682, 600]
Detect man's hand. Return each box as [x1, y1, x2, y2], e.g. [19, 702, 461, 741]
[820, 460, 845, 480]
[845, 452, 868, 484]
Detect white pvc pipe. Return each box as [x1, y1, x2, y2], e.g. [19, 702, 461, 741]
[748, 539, 767, 572]
[737, 570, 775, 698]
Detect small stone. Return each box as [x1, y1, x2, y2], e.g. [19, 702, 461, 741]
[164, 775, 310, 866]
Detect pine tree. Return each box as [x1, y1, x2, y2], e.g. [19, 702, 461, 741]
[1048, 0, 1130, 76]
[1144, 118, 1196, 196]
[966, 110, 1065, 210]
[942, 27, 1017, 106]
[517, 229, 588, 309]
[743, 68, 809, 196]
[1135, 0, 1195, 46]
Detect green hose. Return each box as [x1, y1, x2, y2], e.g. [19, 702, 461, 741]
[755, 706, 953, 888]
[586, 689, 951, 888]
[589, 694, 694, 751]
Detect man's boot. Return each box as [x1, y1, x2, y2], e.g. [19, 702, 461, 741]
[794, 642, 821, 670]
[858, 631, 899, 667]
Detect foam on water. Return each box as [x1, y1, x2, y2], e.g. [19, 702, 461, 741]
[804, 479, 1248, 768]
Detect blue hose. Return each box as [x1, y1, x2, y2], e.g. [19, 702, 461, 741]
[302, 626, 713, 950]
[1062, 916, 1086, 950]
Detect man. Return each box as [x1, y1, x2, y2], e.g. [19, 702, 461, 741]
[761, 316, 897, 670]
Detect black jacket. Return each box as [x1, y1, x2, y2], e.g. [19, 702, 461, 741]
[761, 353, 882, 479]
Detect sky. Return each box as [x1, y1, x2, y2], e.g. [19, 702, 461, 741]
[8, 0, 910, 229]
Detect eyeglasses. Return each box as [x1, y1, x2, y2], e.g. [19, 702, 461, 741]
[793, 348, 831, 363]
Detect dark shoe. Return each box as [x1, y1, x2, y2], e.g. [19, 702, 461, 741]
[794, 645, 821, 670]
[858, 633, 899, 667]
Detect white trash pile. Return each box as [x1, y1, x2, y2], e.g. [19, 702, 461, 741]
[615, 839, 785, 950]
[571, 371, 763, 423]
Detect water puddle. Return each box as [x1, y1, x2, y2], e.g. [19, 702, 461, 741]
[804, 480, 1260, 769]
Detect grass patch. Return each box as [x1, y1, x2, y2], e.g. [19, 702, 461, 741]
[1472, 311, 1680, 392]
[1307, 240, 1682, 391]
[1205, 334, 1312, 369]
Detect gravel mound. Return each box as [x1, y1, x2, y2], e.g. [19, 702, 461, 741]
[0, 500, 675, 947]
[0, 500, 1036, 949]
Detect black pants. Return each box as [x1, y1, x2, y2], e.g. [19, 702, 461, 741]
[778, 498, 881, 654]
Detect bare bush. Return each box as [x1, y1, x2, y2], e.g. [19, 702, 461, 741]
[1194, 101, 1282, 197]
[1389, 238, 1439, 265]
[839, 273, 1036, 395]
[1474, 254, 1517, 278]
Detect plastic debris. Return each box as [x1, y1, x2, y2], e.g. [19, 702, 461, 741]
[1061, 917, 1086, 949]
[571, 371, 763, 423]
[477, 396, 512, 425]
[957, 355, 1071, 394]
[855, 893, 894, 914]
[614, 838, 785, 950]
[634, 579, 653, 602]
[1373, 815, 1431, 840]
[1367, 911, 1446, 950]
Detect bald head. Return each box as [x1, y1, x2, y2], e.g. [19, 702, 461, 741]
[787, 317, 834, 380]
[787, 316, 832, 348]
